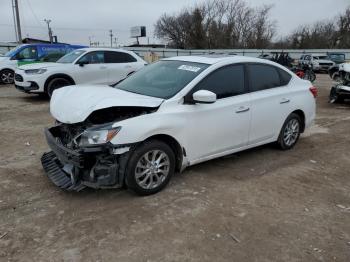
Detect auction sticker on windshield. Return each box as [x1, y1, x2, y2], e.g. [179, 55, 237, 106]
[178, 65, 202, 72]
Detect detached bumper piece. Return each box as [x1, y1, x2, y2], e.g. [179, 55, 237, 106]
[41, 127, 124, 191]
[41, 151, 86, 191]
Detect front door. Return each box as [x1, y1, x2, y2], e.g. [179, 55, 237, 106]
[183, 64, 251, 163]
[74, 51, 108, 85]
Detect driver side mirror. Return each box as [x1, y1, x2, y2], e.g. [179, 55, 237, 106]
[192, 90, 217, 104]
[78, 60, 89, 67]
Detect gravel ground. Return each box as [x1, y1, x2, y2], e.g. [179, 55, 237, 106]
[0, 74, 349, 262]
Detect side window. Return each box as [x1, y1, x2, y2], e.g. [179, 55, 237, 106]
[191, 65, 245, 99]
[16, 46, 37, 60]
[104, 51, 137, 63]
[248, 64, 281, 92]
[78, 51, 105, 64]
[277, 68, 292, 86]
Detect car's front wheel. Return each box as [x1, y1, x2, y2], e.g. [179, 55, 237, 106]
[0, 69, 14, 84]
[125, 140, 175, 196]
[47, 77, 72, 97]
[277, 113, 302, 150]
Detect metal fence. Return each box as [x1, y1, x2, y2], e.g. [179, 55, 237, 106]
[0, 43, 17, 55]
[125, 47, 350, 61]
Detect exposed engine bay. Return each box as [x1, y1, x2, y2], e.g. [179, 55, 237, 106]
[56, 106, 157, 149]
[41, 106, 158, 191]
[329, 63, 350, 104]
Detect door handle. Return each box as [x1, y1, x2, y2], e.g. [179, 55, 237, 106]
[280, 98, 290, 104]
[235, 106, 250, 113]
[100, 66, 107, 69]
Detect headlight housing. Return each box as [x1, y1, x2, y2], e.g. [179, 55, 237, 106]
[24, 68, 47, 74]
[79, 126, 121, 147]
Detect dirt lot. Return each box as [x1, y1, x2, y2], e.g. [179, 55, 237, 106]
[0, 75, 349, 262]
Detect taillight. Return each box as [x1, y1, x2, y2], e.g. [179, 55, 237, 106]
[309, 86, 318, 98]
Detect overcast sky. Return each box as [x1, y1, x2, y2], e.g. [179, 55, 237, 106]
[0, 0, 349, 46]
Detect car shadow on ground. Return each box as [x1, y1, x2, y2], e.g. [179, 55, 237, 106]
[57, 143, 284, 199]
[20, 94, 49, 104]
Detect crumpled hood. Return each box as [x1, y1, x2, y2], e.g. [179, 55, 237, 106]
[50, 85, 164, 124]
[18, 62, 63, 70]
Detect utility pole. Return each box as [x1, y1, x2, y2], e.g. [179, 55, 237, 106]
[44, 19, 53, 43]
[109, 30, 113, 47]
[13, 0, 22, 43]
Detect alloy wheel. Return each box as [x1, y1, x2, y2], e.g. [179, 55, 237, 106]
[283, 119, 300, 147]
[1, 71, 14, 84]
[135, 150, 170, 190]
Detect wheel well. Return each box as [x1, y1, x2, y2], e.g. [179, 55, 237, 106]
[292, 110, 305, 133]
[44, 74, 75, 93]
[0, 68, 14, 73]
[144, 134, 184, 172]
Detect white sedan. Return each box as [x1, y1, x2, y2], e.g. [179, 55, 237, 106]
[14, 48, 146, 97]
[41, 55, 317, 195]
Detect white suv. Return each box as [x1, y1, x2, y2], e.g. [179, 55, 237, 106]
[14, 48, 146, 97]
[41, 56, 317, 195]
[299, 54, 335, 72]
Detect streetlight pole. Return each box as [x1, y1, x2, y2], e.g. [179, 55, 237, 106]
[109, 30, 113, 47]
[13, 0, 22, 43]
[44, 19, 53, 43]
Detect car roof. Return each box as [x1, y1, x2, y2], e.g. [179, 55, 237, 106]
[78, 47, 132, 53]
[163, 55, 279, 65]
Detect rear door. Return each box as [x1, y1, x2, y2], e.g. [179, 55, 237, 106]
[104, 51, 141, 84]
[247, 64, 293, 145]
[73, 51, 108, 85]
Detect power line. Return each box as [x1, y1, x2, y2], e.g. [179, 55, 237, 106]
[24, 0, 45, 28]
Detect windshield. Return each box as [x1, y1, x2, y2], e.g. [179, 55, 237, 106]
[329, 54, 345, 61]
[116, 60, 209, 99]
[4, 45, 24, 57]
[57, 49, 85, 63]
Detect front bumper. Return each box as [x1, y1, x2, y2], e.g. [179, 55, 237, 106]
[41, 127, 128, 191]
[335, 85, 350, 96]
[14, 72, 45, 93]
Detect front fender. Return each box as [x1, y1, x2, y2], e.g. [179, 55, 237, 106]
[110, 111, 187, 147]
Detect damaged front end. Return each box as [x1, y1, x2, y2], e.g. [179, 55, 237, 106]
[41, 106, 157, 191]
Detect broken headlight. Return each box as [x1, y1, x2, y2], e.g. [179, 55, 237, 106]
[79, 126, 121, 147]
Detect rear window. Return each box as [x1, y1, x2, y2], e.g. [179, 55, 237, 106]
[105, 51, 137, 63]
[277, 68, 292, 86]
[248, 64, 281, 92]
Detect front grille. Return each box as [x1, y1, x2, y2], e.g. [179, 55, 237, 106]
[15, 73, 23, 82]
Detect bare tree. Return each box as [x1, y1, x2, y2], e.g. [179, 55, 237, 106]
[154, 0, 276, 49]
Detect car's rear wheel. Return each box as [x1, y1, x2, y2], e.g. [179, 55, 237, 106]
[125, 140, 175, 196]
[0, 69, 14, 84]
[47, 77, 72, 97]
[277, 113, 302, 150]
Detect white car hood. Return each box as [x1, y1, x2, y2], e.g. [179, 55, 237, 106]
[50, 85, 164, 124]
[0, 56, 9, 62]
[315, 59, 334, 64]
[18, 62, 63, 70]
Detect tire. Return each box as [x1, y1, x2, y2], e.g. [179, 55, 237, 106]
[277, 113, 302, 150]
[47, 77, 72, 97]
[331, 72, 341, 82]
[0, 69, 14, 84]
[304, 70, 316, 82]
[329, 86, 344, 104]
[125, 140, 175, 196]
